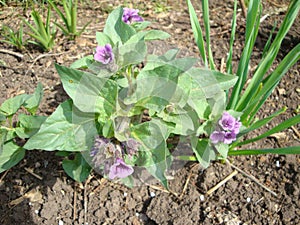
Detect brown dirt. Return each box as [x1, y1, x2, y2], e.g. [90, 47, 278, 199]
[0, 0, 299, 224]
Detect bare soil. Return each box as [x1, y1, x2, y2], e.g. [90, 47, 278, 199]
[0, 0, 299, 224]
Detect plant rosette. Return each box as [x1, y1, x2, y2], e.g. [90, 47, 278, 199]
[24, 7, 238, 188]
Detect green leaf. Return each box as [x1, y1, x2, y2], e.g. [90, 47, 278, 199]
[186, 68, 237, 119]
[214, 143, 228, 158]
[0, 94, 29, 116]
[15, 114, 47, 139]
[0, 113, 5, 123]
[157, 107, 199, 135]
[24, 100, 98, 151]
[143, 30, 170, 41]
[130, 120, 171, 189]
[103, 7, 136, 44]
[102, 120, 114, 138]
[62, 152, 91, 182]
[70, 55, 93, 69]
[0, 128, 8, 152]
[55, 64, 118, 117]
[96, 32, 113, 46]
[24, 83, 44, 115]
[117, 37, 147, 67]
[191, 138, 215, 168]
[0, 140, 25, 173]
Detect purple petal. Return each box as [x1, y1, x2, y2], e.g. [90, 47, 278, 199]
[122, 8, 143, 24]
[94, 44, 114, 64]
[108, 158, 134, 179]
[219, 112, 236, 131]
[210, 131, 225, 144]
[232, 120, 241, 134]
[223, 131, 237, 144]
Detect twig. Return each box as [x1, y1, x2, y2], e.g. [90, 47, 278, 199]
[73, 183, 77, 222]
[84, 175, 92, 225]
[0, 49, 24, 59]
[220, 57, 226, 73]
[239, 0, 247, 18]
[291, 126, 300, 139]
[206, 170, 238, 195]
[0, 170, 9, 185]
[179, 170, 193, 199]
[226, 160, 278, 197]
[25, 51, 69, 76]
[149, 184, 179, 197]
[179, 164, 198, 199]
[24, 167, 43, 180]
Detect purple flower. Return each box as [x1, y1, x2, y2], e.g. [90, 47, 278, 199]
[223, 131, 237, 144]
[210, 111, 241, 145]
[108, 158, 134, 179]
[233, 120, 242, 134]
[210, 131, 225, 144]
[90, 136, 110, 157]
[122, 8, 143, 24]
[94, 44, 114, 64]
[219, 112, 236, 131]
[125, 138, 140, 155]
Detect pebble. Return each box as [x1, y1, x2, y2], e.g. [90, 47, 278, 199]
[58, 220, 64, 225]
[276, 160, 280, 167]
[123, 192, 128, 197]
[150, 192, 156, 197]
[246, 197, 251, 203]
[200, 195, 205, 201]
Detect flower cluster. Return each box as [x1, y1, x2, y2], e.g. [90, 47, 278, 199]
[94, 8, 143, 64]
[122, 8, 143, 24]
[210, 112, 241, 144]
[94, 44, 114, 64]
[90, 136, 140, 180]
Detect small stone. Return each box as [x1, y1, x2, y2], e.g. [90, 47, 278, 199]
[35, 210, 39, 214]
[278, 88, 286, 95]
[58, 220, 64, 225]
[200, 195, 205, 201]
[276, 160, 280, 167]
[246, 197, 251, 203]
[150, 192, 156, 198]
[124, 192, 128, 197]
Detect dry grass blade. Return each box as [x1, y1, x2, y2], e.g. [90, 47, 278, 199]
[206, 170, 238, 195]
[226, 160, 278, 197]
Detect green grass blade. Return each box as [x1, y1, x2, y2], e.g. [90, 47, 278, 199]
[227, 0, 261, 109]
[241, 43, 300, 123]
[226, 0, 237, 74]
[32, 9, 49, 41]
[236, 0, 300, 111]
[238, 107, 287, 137]
[202, 0, 215, 70]
[77, 20, 92, 36]
[46, 6, 51, 36]
[229, 146, 300, 156]
[186, 0, 208, 67]
[261, 21, 277, 59]
[71, 0, 78, 35]
[63, 0, 72, 29]
[23, 18, 40, 36]
[235, 114, 300, 146]
[48, 0, 69, 30]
